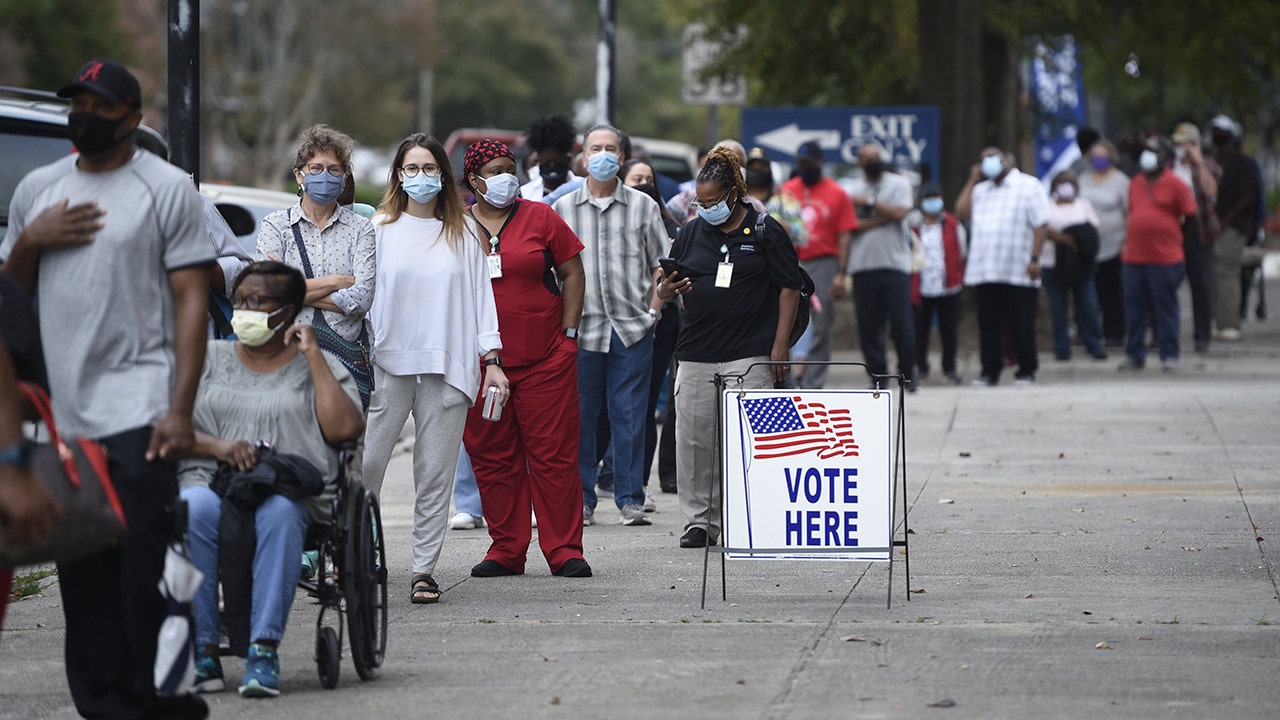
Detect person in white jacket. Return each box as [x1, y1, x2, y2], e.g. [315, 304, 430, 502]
[361, 133, 508, 605]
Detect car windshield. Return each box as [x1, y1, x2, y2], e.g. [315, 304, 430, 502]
[0, 124, 72, 224]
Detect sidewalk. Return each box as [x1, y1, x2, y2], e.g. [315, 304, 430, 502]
[3, 292, 1279, 719]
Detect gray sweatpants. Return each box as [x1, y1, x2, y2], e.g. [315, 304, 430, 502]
[362, 365, 471, 575]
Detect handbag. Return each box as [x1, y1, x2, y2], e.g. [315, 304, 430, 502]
[909, 235, 928, 273]
[289, 223, 374, 408]
[0, 383, 126, 567]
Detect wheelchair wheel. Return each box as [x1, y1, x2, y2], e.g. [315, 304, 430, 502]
[316, 626, 340, 689]
[343, 484, 388, 681]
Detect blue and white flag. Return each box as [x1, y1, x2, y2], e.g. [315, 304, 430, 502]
[1030, 35, 1087, 187]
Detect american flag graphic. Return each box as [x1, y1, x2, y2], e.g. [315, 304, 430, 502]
[741, 396, 860, 460]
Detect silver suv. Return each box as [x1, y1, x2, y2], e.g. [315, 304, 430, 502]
[0, 86, 167, 238]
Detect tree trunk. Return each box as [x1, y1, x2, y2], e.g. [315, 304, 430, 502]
[918, 0, 985, 202]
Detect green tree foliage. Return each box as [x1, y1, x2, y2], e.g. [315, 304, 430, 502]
[0, 0, 129, 89]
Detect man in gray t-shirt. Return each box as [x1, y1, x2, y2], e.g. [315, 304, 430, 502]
[0, 59, 211, 719]
[835, 142, 917, 388]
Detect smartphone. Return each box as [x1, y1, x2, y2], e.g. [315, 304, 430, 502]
[658, 258, 682, 276]
[481, 385, 503, 422]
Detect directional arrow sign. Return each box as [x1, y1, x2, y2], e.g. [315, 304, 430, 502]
[742, 106, 940, 181]
[753, 124, 841, 156]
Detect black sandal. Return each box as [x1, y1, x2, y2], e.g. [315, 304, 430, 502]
[410, 573, 440, 604]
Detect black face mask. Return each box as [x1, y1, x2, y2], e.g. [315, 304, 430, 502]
[863, 160, 885, 180]
[539, 162, 571, 191]
[799, 167, 822, 186]
[745, 168, 773, 191]
[67, 111, 130, 156]
[1211, 132, 1232, 148]
[631, 182, 661, 206]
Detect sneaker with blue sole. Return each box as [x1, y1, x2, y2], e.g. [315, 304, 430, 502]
[239, 643, 280, 698]
[193, 647, 225, 694]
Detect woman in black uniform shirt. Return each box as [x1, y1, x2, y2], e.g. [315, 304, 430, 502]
[656, 147, 802, 548]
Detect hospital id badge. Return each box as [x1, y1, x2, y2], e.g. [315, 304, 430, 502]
[487, 254, 503, 279]
[715, 261, 734, 288]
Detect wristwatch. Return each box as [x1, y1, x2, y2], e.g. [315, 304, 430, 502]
[564, 327, 578, 340]
[483, 356, 503, 368]
[0, 440, 32, 469]
[647, 307, 662, 322]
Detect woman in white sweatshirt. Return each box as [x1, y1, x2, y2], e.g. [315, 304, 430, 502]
[361, 133, 508, 604]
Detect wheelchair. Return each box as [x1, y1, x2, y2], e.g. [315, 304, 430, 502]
[298, 443, 388, 689]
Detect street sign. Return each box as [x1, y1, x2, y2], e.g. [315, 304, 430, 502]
[682, 23, 747, 106]
[742, 106, 941, 181]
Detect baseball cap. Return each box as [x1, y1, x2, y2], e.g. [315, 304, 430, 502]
[796, 141, 824, 162]
[1170, 123, 1200, 144]
[747, 146, 769, 163]
[57, 59, 141, 109]
[919, 181, 943, 198]
[1209, 114, 1235, 132]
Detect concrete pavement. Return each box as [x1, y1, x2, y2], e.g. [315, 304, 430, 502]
[3, 280, 1279, 719]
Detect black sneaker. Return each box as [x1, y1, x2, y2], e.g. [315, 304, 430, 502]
[552, 558, 593, 577]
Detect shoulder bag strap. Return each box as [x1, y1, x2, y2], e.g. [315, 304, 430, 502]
[289, 221, 316, 279]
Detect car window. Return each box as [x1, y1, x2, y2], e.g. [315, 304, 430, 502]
[0, 122, 72, 224]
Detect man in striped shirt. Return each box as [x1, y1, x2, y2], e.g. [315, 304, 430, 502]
[553, 124, 668, 528]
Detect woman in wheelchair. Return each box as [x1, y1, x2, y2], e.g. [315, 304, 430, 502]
[178, 261, 365, 697]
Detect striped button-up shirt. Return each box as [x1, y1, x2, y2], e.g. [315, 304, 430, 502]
[553, 180, 667, 352]
[257, 204, 377, 341]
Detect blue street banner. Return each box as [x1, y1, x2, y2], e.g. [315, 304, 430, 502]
[1030, 35, 1088, 185]
[741, 105, 941, 182]
[721, 389, 894, 561]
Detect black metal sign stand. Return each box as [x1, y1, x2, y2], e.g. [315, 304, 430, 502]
[698, 360, 911, 610]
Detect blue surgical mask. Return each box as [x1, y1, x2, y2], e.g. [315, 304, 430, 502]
[696, 198, 733, 226]
[981, 155, 1004, 179]
[921, 197, 944, 216]
[401, 172, 442, 204]
[303, 171, 345, 206]
[588, 151, 620, 182]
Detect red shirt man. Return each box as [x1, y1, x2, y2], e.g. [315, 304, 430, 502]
[1124, 167, 1197, 266]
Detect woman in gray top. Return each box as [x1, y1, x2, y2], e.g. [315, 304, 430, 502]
[178, 261, 364, 698]
[1079, 139, 1130, 346]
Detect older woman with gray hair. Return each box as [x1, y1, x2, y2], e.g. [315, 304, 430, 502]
[257, 123, 377, 407]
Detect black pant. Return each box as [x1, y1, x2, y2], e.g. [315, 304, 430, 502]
[643, 306, 679, 487]
[1182, 226, 1214, 348]
[1095, 256, 1126, 345]
[57, 425, 205, 720]
[975, 283, 1039, 381]
[852, 269, 916, 385]
[915, 293, 961, 377]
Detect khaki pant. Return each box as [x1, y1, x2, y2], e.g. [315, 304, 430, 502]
[674, 357, 773, 539]
[1214, 227, 1246, 332]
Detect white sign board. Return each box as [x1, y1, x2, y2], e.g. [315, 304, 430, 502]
[682, 22, 747, 106]
[722, 389, 894, 561]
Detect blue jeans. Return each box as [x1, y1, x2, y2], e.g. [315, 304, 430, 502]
[182, 485, 311, 647]
[1123, 262, 1185, 363]
[1042, 267, 1105, 358]
[579, 329, 653, 510]
[452, 444, 483, 518]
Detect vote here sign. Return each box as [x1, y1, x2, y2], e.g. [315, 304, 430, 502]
[721, 389, 893, 561]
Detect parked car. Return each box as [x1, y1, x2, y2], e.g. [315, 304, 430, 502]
[199, 182, 298, 256]
[0, 86, 167, 240]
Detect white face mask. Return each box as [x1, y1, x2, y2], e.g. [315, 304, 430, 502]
[1139, 150, 1160, 173]
[1053, 183, 1076, 201]
[231, 307, 288, 347]
[478, 173, 520, 208]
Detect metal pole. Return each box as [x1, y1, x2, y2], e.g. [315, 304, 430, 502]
[707, 104, 719, 148]
[167, 0, 200, 181]
[596, 0, 616, 125]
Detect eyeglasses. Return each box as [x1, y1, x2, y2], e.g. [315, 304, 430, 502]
[690, 188, 733, 211]
[231, 294, 282, 311]
[400, 163, 441, 178]
[302, 163, 346, 178]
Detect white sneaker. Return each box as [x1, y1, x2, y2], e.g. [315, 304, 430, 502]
[643, 489, 656, 512]
[1214, 328, 1243, 342]
[582, 505, 595, 526]
[619, 504, 651, 526]
[448, 512, 482, 530]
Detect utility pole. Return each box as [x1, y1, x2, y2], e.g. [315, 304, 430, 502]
[596, 0, 616, 126]
[167, 0, 200, 181]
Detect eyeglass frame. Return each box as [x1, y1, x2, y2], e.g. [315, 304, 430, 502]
[689, 186, 735, 212]
[399, 163, 442, 178]
[300, 162, 347, 178]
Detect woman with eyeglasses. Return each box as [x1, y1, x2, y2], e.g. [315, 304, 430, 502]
[360, 134, 508, 604]
[178, 261, 364, 697]
[458, 139, 592, 579]
[657, 146, 803, 549]
[256, 124, 377, 407]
